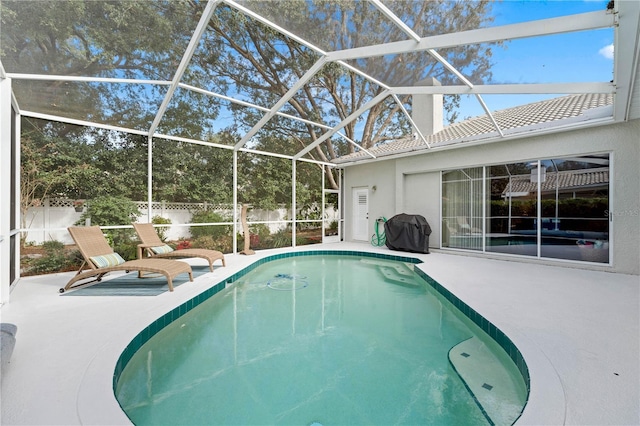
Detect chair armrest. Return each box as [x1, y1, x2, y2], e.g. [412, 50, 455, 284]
[137, 243, 157, 259]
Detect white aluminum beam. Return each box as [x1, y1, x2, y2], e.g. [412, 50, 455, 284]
[369, 0, 421, 42]
[613, 0, 640, 121]
[475, 94, 504, 137]
[291, 160, 296, 247]
[336, 60, 391, 90]
[179, 82, 333, 130]
[21, 109, 336, 166]
[180, 82, 272, 112]
[224, 0, 328, 56]
[11, 89, 20, 112]
[336, 131, 377, 159]
[294, 90, 390, 160]
[232, 150, 238, 253]
[391, 93, 430, 149]
[155, 132, 335, 166]
[151, 133, 232, 150]
[426, 49, 474, 88]
[148, 0, 221, 136]
[20, 110, 150, 136]
[391, 82, 615, 95]
[234, 57, 328, 149]
[328, 11, 614, 62]
[238, 146, 335, 167]
[5, 74, 171, 86]
[147, 135, 153, 222]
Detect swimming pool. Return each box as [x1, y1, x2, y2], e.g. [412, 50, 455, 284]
[114, 252, 528, 425]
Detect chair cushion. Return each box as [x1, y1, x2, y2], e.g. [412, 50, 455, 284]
[150, 244, 174, 254]
[90, 253, 126, 268]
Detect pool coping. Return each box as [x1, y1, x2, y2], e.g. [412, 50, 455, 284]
[11, 244, 637, 424]
[77, 249, 561, 426]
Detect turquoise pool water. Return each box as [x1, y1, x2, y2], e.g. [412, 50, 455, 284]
[115, 254, 527, 425]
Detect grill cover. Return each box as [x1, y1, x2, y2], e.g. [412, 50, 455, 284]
[384, 213, 432, 254]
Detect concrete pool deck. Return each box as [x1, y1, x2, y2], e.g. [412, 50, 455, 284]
[1, 242, 638, 425]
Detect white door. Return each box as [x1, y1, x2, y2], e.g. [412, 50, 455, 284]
[352, 188, 368, 241]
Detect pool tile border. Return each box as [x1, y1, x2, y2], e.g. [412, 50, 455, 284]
[113, 250, 530, 418]
[414, 268, 531, 394]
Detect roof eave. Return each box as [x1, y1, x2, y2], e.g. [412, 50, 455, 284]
[334, 114, 616, 167]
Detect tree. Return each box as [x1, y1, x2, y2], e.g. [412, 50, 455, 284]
[19, 135, 67, 245]
[1, 0, 209, 132]
[200, 1, 500, 188]
[4, 0, 500, 197]
[151, 135, 234, 203]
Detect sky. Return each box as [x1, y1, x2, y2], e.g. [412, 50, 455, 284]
[455, 0, 614, 121]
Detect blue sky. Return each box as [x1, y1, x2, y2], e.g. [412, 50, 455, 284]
[455, 0, 614, 120]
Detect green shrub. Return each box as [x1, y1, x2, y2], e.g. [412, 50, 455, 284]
[28, 252, 68, 274]
[67, 249, 84, 266]
[151, 215, 172, 242]
[113, 240, 138, 261]
[25, 240, 81, 275]
[191, 235, 232, 254]
[269, 230, 291, 248]
[75, 196, 141, 247]
[190, 211, 232, 239]
[42, 240, 65, 252]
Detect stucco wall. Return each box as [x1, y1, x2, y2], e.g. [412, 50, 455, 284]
[345, 160, 397, 242]
[343, 119, 640, 275]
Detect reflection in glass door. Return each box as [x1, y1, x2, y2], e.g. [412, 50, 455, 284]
[539, 156, 609, 263]
[486, 162, 538, 257]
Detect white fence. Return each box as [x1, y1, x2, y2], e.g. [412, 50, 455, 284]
[21, 198, 338, 245]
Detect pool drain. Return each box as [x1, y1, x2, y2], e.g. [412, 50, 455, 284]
[267, 274, 308, 291]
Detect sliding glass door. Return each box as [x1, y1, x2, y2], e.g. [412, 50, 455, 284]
[442, 154, 610, 264]
[539, 157, 609, 263]
[442, 167, 483, 250]
[486, 162, 537, 257]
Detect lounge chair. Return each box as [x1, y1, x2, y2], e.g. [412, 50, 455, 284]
[62, 226, 193, 293]
[456, 216, 482, 234]
[132, 223, 226, 271]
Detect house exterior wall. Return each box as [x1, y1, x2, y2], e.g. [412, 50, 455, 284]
[343, 119, 640, 275]
[343, 160, 396, 242]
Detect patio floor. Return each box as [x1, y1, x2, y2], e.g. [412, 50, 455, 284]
[1, 242, 638, 425]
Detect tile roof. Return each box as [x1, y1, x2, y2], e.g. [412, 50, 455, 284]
[336, 93, 614, 163]
[502, 167, 609, 196]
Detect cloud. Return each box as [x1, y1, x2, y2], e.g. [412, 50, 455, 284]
[599, 44, 614, 60]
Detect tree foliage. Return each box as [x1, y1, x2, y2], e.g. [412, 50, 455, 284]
[152, 137, 234, 203]
[1, 0, 204, 129]
[200, 0, 500, 186]
[5, 0, 500, 202]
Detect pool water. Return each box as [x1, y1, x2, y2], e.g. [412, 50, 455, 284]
[115, 255, 527, 425]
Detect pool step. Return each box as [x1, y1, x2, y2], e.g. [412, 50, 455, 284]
[360, 259, 414, 276]
[448, 337, 526, 426]
[377, 265, 419, 287]
[360, 258, 418, 286]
